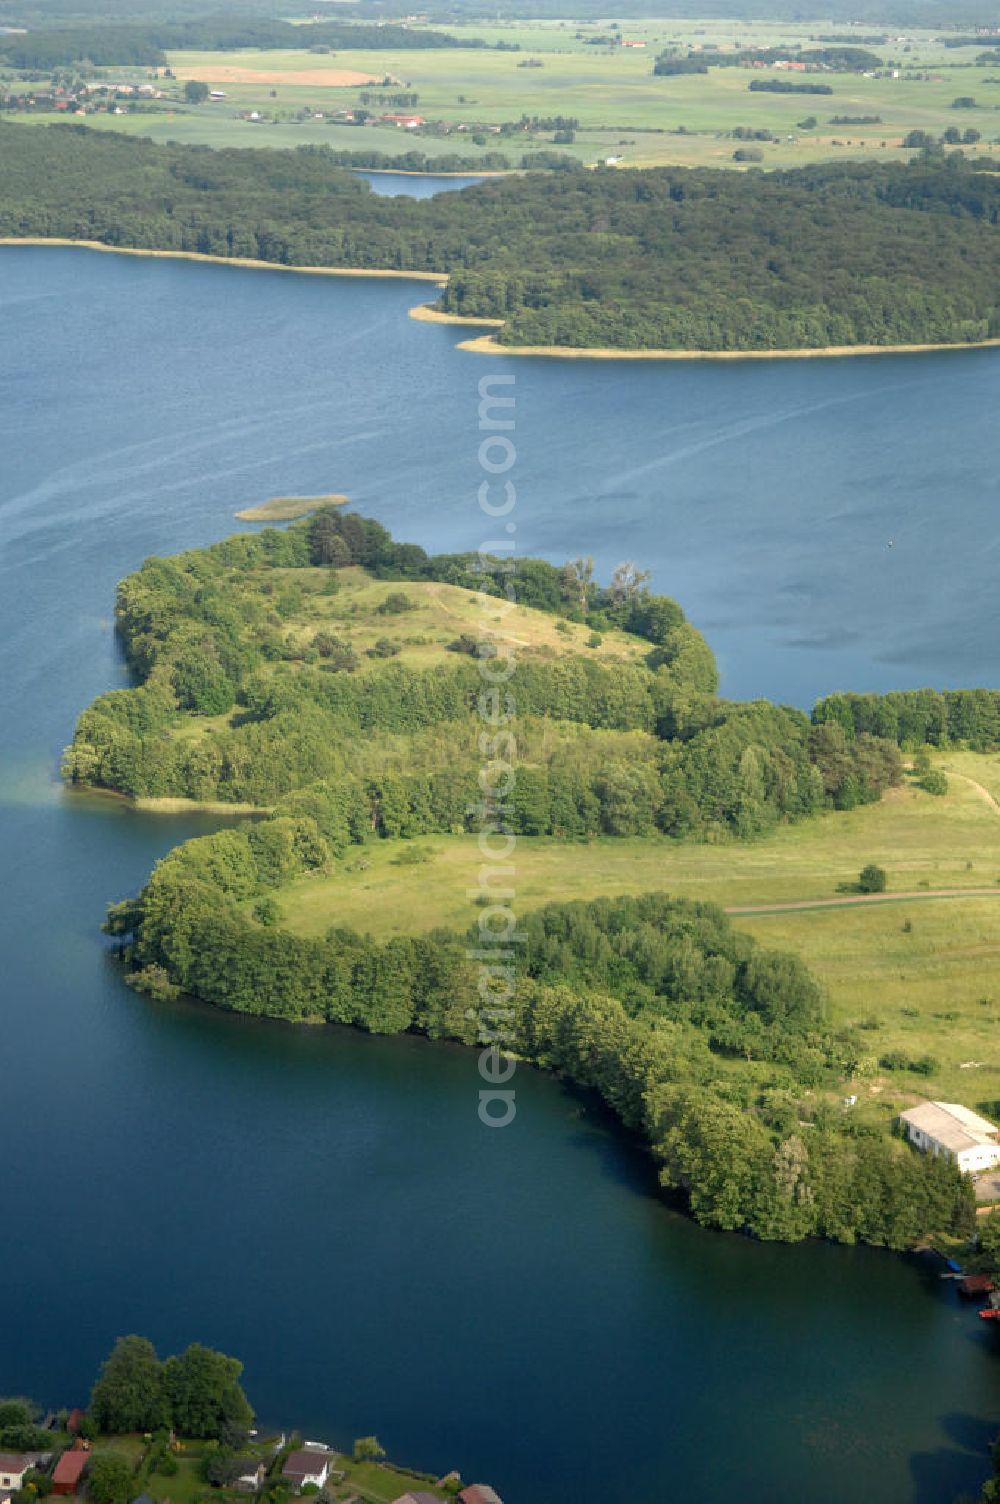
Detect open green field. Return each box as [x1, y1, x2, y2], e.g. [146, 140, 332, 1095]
[267, 763, 1000, 1105]
[275, 565, 648, 668]
[9, 15, 1000, 169]
[274, 768, 1000, 939]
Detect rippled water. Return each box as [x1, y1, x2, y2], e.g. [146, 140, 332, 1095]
[2, 244, 999, 1503]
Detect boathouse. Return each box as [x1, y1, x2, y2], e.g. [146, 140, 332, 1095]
[52, 1448, 88, 1496]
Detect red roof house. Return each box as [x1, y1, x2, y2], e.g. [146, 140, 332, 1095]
[52, 1449, 89, 1496]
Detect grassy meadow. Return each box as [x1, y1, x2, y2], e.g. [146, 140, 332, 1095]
[264, 763, 1000, 1107]
[277, 566, 649, 666]
[9, 16, 1000, 170]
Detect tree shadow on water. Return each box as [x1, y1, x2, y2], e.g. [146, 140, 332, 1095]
[910, 1414, 997, 1504]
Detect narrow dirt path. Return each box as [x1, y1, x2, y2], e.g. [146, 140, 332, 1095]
[946, 768, 1000, 817]
[726, 888, 1000, 917]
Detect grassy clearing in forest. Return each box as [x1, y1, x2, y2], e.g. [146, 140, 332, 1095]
[275, 566, 649, 670]
[268, 767, 1000, 1104]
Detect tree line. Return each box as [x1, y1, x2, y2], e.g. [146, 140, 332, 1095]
[813, 688, 1000, 750]
[6, 124, 1000, 351]
[1, 17, 475, 69]
[107, 845, 974, 1253]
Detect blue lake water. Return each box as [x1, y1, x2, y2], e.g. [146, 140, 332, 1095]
[2, 243, 1000, 1504]
[355, 169, 486, 196]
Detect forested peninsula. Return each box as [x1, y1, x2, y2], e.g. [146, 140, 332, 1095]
[65, 508, 977, 1253]
[6, 123, 1000, 352]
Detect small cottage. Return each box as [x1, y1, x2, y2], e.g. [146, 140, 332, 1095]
[0, 1459, 30, 1495]
[233, 1460, 266, 1493]
[281, 1450, 330, 1491]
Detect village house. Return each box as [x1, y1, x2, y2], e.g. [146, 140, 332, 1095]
[390, 1494, 442, 1504]
[0, 1459, 30, 1496]
[458, 1487, 504, 1504]
[232, 1459, 267, 1493]
[380, 113, 424, 128]
[281, 1449, 331, 1491]
[899, 1101, 1000, 1174]
[52, 1446, 89, 1496]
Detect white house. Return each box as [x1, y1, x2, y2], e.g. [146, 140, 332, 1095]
[281, 1450, 331, 1492]
[0, 1459, 30, 1495]
[899, 1101, 1000, 1174]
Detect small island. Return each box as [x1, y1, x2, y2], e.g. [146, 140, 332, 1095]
[234, 497, 347, 524]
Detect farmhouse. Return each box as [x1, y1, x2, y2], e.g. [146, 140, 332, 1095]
[0, 1459, 30, 1495]
[281, 1450, 331, 1491]
[899, 1101, 1000, 1173]
[52, 1447, 89, 1495]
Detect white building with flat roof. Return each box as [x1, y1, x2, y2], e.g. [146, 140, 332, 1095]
[899, 1101, 1000, 1174]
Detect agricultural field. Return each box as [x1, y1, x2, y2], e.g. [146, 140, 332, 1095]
[266, 761, 1000, 1105]
[8, 15, 1000, 168]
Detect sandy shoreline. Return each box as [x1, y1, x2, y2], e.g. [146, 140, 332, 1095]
[0, 238, 447, 283]
[408, 303, 503, 328]
[454, 331, 1000, 362]
[66, 784, 272, 816]
[134, 796, 272, 815]
[6, 239, 999, 362]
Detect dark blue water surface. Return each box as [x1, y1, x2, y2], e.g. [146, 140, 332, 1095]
[2, 244, 1000, 1504]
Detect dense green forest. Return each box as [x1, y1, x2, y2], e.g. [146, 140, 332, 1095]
[814, 688, 1000, 749]
[5, 124, 1000, 351]
[0, 16, 476, 69]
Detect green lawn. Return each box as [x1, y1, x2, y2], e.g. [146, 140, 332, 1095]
[330, 1458, 448, 1503]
